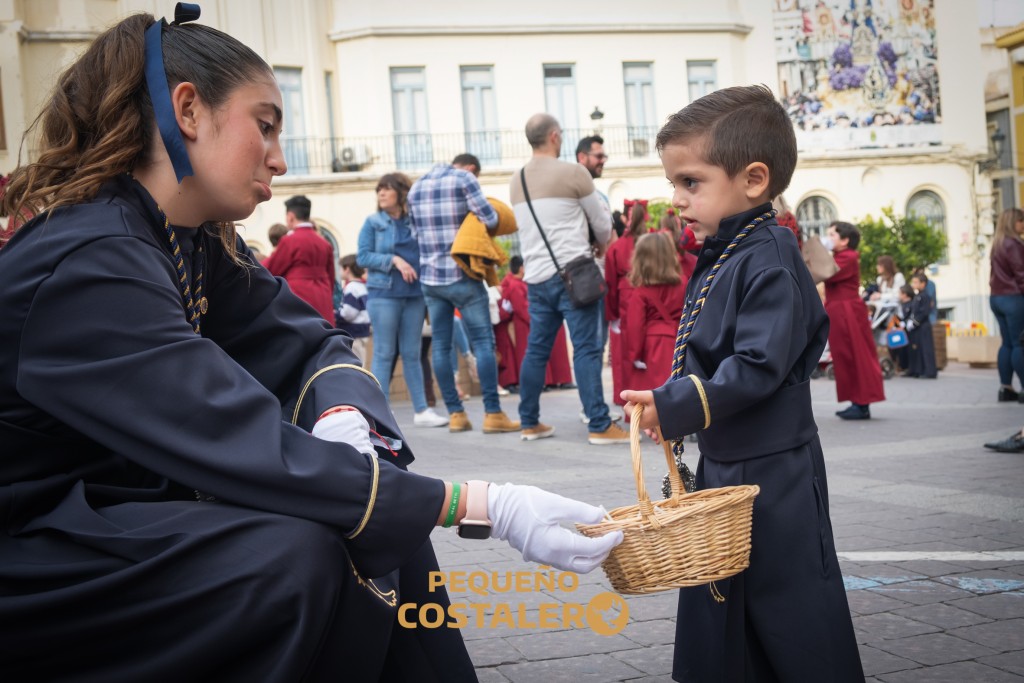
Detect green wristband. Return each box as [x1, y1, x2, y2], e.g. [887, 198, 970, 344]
[442, 482, 461, 528]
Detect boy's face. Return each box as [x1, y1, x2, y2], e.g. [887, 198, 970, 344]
[661, 140, 770, 242]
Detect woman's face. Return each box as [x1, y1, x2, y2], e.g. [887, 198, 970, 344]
[377, 186, 399, 212]
[876, 262, 884, 274]
[1016, 216, 1024, 236]
[186, 78, 287, 223]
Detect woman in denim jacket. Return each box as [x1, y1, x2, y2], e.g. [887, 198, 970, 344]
[357, 174, 448, 427]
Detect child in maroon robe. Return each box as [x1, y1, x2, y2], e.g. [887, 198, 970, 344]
[623, 233, 686, 393]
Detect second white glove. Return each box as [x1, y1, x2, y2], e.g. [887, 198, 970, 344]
[311, 409, 375, 456]
[488, 483, 623, 573]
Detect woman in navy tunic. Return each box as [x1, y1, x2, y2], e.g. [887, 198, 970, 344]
[0, 8, 619, 681]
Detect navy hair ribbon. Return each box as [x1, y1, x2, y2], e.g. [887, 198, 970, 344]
[144, 3, 202, 183]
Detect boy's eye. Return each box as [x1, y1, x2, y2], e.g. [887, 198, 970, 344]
[259, 120, 274, 136]
[684, 178, 698, 189]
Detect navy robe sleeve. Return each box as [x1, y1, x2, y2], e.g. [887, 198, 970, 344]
[653, 266, 809, 441]
[15, 234, 441, 578]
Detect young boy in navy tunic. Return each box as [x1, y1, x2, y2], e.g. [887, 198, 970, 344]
[622, 85, 864, 681]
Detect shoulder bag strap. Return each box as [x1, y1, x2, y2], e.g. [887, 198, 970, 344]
[519, 167, 562, 272]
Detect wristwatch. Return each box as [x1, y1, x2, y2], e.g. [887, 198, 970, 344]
[457, 480, 493, 539]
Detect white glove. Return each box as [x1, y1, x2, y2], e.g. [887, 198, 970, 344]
[488, 483, 624, 573]
[609, 319, 621, 335]
[311, 409, 375, 456]
[633, 360, 647, 370]
[501, 299, 513, 313]
[905, 320, 916, 332]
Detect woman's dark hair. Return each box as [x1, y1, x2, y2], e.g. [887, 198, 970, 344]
[611, 210, 627, 238]
[1, 13, 273, 256]
[877, 255, 897, 286]
[830, 221, 860, 250]
[376, 173, 412, 214]
[627, 203, 648, 239]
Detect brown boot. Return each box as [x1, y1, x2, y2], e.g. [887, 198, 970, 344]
[482, 411, 521, 433]
[448, 411, 472, 433]
[520, 423, 555, 441]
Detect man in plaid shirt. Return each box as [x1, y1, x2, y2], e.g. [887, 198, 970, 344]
[409, 154, 520, 435]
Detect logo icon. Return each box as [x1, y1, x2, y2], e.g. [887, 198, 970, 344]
[585, 591, 629, 635]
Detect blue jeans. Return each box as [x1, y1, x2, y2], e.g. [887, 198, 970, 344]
[519, 274, 610, 432]
[990, 294, 1024, 387]
[422, 278, 502, 414]
[367, 296, 429, 412]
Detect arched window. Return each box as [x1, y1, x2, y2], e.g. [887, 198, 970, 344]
[795, 196, 837, 239]
[906, 190, 948, 264]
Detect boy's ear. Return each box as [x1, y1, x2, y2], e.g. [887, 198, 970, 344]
[742, 162, 771, 200]
[172, 82, 201, 142]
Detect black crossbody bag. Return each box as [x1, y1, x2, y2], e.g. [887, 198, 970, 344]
[519, 168, 606, 308]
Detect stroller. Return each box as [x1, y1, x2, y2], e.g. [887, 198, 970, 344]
[868, 299, 901, 380]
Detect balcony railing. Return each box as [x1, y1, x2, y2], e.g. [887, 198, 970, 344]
[279, 124, 663, 177]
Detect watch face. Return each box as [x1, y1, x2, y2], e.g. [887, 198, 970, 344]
[457, 523, 492, 540]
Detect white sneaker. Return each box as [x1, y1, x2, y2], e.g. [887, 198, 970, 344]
[497, 385, 510, 396]
[414, 408, 449, 428]
[579, 410, 591, 425]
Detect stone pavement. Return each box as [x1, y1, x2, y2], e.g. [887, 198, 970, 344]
[387, 362, 1024, 682]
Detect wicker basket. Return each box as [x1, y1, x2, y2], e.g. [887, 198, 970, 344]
[576, 404, 759, 595]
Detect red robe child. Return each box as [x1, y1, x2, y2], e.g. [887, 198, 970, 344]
[498, 271, 571, 387]
[824, 248, 885, 405]
[263, 224, 336, 323]
[604, 235, 637, 406]
[623, 282, 686, 391]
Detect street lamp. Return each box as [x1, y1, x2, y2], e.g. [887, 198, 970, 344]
[590, 106, 604, 134]
[982, 126, 1006, 171]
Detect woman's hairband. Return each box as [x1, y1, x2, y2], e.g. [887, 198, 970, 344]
[144, 3, 202, 183]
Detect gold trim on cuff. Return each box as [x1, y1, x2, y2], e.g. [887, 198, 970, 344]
[290, 363, 381, 426]
[346, 454, 379, 540]
[688, 374, 711, 429]
[290, 363, 382, 540]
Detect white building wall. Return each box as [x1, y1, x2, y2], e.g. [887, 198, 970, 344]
[0, 0, 1000, 327]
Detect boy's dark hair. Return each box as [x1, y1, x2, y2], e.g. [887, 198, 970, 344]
[285, 195, 312, 221]
[267, 222, 288, 247]
[656, 84, 797, 199]
[509, 255, 524, 275]
[340, 253, 364, 279]
[900, 284, 916, 299]
[911, 269, 928, 285]
[830, 221, 860, 250]
[575, 135, 604, 156]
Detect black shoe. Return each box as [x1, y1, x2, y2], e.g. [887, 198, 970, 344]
[998, 387, 1019, 402]
[984, 433, 1024, 453]
[836, 404, 870, 420]
[505, 384, 519, 394]
[556, 382, 577, 390]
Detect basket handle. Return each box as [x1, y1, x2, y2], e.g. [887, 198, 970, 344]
[628, 404, 657, 524]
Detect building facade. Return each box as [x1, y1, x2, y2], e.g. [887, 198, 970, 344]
[0, 0, 1006, 326]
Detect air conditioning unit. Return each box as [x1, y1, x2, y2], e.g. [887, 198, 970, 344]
[333, 144, 371, 172]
